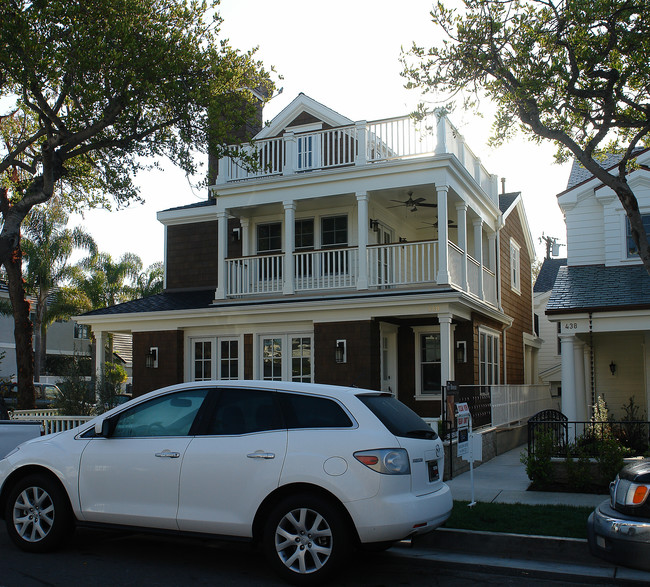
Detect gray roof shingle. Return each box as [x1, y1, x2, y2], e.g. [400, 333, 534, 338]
[499, 192, 520, 214]
[547, 264, 650, 313]
[82, 289, 216, 316]
[534, 258, 567, 293]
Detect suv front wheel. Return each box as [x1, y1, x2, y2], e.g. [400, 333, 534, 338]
[262, 493, 350, 585]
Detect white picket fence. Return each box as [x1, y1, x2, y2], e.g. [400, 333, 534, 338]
[10, 409, 94, 435]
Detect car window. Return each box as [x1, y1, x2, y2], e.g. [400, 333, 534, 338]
[112, 388, 209, 438]
[357, 394, 437, 440]
[206, 388, 283, 435]
[278, 392, 353, 429]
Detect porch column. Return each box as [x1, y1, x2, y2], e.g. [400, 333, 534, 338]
[560, 334, 578, 420]
[439, 313, 453, 387]
[355, 121, 367, 166]
[487, 232, 497, 303]
[436, 185, 450, 285]
[283, 201, 296, 295]
[455, 202, 468, 291]
[283, 131, 296, 175]
[94, 329, 104, 383]
[215, 211, 228, 299]
[241, 218, 250, 257]
[473, 218, 484, 299]
[574, 341, 587, 421]
[356, 192, 369, 290]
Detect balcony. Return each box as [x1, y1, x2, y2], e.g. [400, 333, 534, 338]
[216, 111, 498, 205]
[222, 239, 497, 305]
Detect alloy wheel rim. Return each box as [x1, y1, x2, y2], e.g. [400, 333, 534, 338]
[13, 486, 55, 543]
[274, 507, 333, 574]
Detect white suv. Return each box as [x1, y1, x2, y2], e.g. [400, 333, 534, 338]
[0, 381, 452, 583]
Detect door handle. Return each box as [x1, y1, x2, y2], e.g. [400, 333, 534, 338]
[155, 450, 181, 458]
[247, 451, 275, 459]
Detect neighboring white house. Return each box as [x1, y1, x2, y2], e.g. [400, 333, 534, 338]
[534, 257, 566, 399]
[0, 282, 92, 382]
[547, 150, 650, 422]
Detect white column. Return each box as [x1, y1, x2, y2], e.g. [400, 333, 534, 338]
[240, 218, 250, 257]
[434, 109, 448, 154]
[436, 185, 450, 285]
[574, 341, 587, 420]
[356, 192, 369, 290]
[455, 202, 468, 291]
[215, 211, 228, 299]
[355, 121, 367, 166]
[473, 219, 484, 299]
[583, 345, 592, 415]
[283, 131, 296, 175]
[439, 314, 453, 387]
[94, 330, 104, 379]
[283, 201, 295, 295]
[560, 334, 577, 420]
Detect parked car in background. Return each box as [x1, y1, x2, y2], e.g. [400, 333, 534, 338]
[0, 382, 61, 409]
[588, 459, 650, 571]
[0, 380, 452, 584]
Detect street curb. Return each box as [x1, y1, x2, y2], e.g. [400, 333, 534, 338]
[394, 528, 650, 585]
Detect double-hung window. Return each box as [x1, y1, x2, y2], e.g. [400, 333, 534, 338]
[510, 239, 521, 294]
[479, 329, 499, 385]
[626, 213, 650, 258]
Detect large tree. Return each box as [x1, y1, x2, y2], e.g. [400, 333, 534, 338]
[0, 0, 272, 407]
[402, 0, 650, 272]
[22, 199, 96, 380]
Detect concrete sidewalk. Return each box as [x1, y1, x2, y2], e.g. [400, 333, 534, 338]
[445, 443, 607, 507]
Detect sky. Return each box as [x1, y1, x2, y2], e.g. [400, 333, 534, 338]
[70, 0, 569, 268]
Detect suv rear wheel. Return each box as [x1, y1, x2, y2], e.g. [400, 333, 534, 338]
[262, 493, 350, 585]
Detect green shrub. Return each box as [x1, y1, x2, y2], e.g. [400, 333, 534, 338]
[54, 358, 95, 416]
[521, 429, 555, 489]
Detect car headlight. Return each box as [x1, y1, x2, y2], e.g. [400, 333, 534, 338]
[613, 477, 650, 506]
[354, 448, 410, 475]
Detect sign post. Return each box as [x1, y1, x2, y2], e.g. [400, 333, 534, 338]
[455, 402, 479, 507]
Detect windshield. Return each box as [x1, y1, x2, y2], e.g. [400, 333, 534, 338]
[357, 394, 437, 440]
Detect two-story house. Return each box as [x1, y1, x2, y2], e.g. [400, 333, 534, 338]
[78, 94, 538, 420]
[547, 151, 650, 422]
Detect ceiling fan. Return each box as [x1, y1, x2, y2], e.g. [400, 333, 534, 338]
[389, 191, 437, 212]
[418, 220, 459, 230]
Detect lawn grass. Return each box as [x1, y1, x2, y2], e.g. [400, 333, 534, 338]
[444, 500, 594, 539]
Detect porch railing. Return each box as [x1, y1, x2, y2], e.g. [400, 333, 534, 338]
[490, 384, 556, 428]
[294, 247, 358, 291]
[11, 410, 94, 435]
[217, 113, 498, 204]
[226, 253, 284, 296]
[367, 241, 437, 287]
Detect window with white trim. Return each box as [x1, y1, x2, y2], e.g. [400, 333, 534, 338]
[260, 334, 313, 383]
[510, 240, 521, 293]
[479, 329, 500, 385]
[191, 337, 241, 382]
[419, 333, 442, 396]
[626, 213, 650, 258]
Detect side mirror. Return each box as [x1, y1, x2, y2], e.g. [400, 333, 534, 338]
[95, 418, 115, 438]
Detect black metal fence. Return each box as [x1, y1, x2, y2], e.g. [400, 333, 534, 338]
[528, 410, 650, 458]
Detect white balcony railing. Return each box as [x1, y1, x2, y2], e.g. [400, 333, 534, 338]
[217, 113, 498, 204]
[294, 247, 358, 291]
[222, 239, 499, 306]
[490, 384, 556, 428]
[368, 241, 437, 287]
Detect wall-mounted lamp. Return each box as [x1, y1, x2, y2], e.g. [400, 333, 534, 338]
[369, 219, 379, 232]
[609, 361, 617, 376]
[146, 347, 159, 369]
[232, 227, 241, 241]
[456, 341, 467, 363]
[335, 339, 347, 364]
[398, 237, 408, 243]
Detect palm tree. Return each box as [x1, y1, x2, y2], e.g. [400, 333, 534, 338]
[22, 202, 96, 380]
[133, 262, 164, 298]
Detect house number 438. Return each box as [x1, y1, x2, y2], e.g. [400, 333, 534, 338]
[564, 322, 578, 330]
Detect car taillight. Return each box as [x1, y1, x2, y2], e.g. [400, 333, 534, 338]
[354, 449, 410, 475]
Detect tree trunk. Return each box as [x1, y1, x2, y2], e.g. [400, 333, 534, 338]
[4, 243, 35, 409]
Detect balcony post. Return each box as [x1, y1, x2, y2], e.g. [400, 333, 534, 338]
[456, 202, 468, 291]
[473, 218, 484, 299]
[240, 218, 250, 256]
[283, 201, 296, 295]
[283, 131, 296, 175]
[216, 155, 229, 185]
[355, 121, 367, 166]
[487, 231, 497, 302]
[434, 108, 448, 155]
[356, 192, 369, 290]
[215, 211, 228, 299]
[436, 185, 450, 285]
